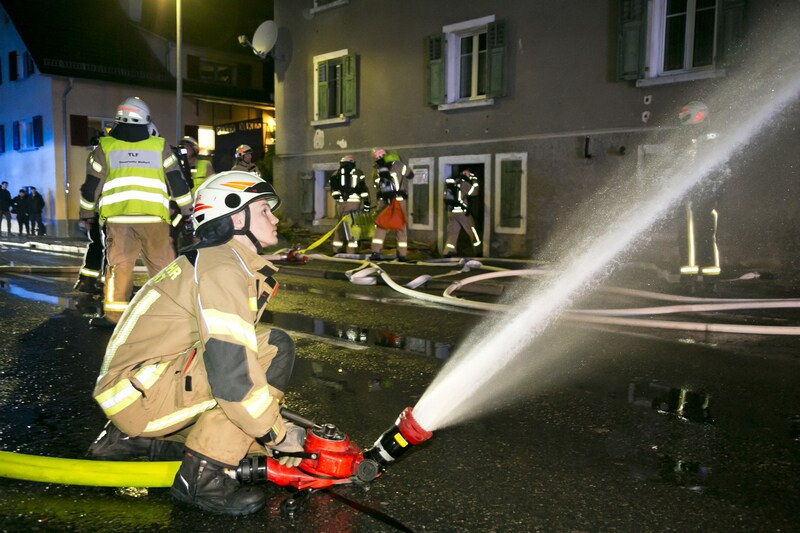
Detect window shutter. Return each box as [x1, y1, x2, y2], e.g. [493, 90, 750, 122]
[486, 21, 507, 98]
[717, 0, 747, 65]
[616, 0, 647, 81]
[23, 51, 35, 77]
[12, 121, 20, 150]
[70, 115, 89, 146]
[317, 60, 329, 119]
[33, 115, 43, 147]
[341, 54, 357, 117]
[9, 51, 18, 81]
[426, 34, 445, 106]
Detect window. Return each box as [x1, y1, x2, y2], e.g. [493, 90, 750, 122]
[312, 50, 357, 125]
[0, 125, 5, 154]
[8, 50, 34, 81]
[186, 55, 251, 87]
[12, 116, 44, 151]
[494, 153, 527, 234]
[617, 0, 746, 85]
[663, 0, 716, 72]
[427, 17, 507, 109]
[8, 51, 18, 81]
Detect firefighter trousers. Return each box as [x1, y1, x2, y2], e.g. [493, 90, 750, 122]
[102, 221, 175, 323]
[444, 211, 481, 253]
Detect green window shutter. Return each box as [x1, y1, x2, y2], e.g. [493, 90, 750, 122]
[426, 34, 445, 106]
[486, 21, 507, 98]
[616, 0, 647, 81]
[317, 60, 329, 119]
[342, 54, 357, 117]
[717, 0, 746, 65]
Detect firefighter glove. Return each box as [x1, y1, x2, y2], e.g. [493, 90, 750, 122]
[266, 422, 306, 468]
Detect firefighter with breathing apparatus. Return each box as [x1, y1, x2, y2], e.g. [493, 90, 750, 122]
[89, 171, 305, 516]
[329, 155, 371, 253]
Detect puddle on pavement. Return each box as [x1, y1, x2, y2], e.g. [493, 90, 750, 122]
[0, 278, 74, 307]
[628, 380, 714, 424]
[658, 455, 712, 493]
[262, 310, 453, 360]
[57, 294, 455, 361]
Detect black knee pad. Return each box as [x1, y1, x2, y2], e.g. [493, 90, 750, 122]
[266, 328, 295, 391]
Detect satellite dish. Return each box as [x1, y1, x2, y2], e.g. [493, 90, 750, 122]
[250, 20, 278, 59]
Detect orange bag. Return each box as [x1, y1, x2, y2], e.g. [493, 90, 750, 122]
[374, 199, 407, 230]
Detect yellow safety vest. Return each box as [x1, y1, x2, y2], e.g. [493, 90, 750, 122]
[98, 136, 171, 224]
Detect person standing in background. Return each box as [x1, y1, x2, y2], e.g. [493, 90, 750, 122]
[0, 181, 12, 235]
[79, 96, 193, 328]
[11, 188, 31, 236]
[29, 187, 46, 236]
[231, 144, 260, 175]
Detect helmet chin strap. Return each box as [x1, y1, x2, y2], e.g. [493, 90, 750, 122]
[232, 206, 263, 254]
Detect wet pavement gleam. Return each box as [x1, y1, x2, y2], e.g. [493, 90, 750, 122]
[1, 246, 800, 531]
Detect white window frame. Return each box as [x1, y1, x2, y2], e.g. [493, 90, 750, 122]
[494, 153, 527, 235]
[639, 0, 723, 86]
[14, 118, 37, 152]
[311, 49, 349, 126]
[440, 16, 495, 111]
[407, 157, 435, 231]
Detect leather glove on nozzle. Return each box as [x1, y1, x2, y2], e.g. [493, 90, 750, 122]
[263, 422, 306, 468]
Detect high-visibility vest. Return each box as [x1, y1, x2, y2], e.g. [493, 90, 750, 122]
[98, 136, 171, 224]
[191, 160, 211, 193]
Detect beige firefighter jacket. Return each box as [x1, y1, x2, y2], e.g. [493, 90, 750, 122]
[93, 238, 284, 443]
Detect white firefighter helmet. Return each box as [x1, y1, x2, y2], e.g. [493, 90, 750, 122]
[192, 171, 281, 231]
[115, 97, 151, 125]
[678, 101, 709, 126]
[235, 144, 253, 159]
[372, 148, 387, 161]
[180, 136, 199, 153]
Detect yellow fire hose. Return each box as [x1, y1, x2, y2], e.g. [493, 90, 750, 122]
[0, 451, 179, 487]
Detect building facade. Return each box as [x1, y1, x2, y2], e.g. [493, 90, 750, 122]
[0, 0, 275, 237]
[272, 0, 800, 269]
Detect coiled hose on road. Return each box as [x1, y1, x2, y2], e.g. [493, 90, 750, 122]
[302, 254, 800, 336]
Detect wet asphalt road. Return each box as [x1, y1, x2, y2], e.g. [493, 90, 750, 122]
[1, 242, 799, 532]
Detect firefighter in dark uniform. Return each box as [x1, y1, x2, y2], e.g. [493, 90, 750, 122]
[74, 135, 105, 295]
[79, 97, 194, 328]
[443, 170, 481, 257]
[677, 101, 725, 289]
[370, 148, 414, 261]
[329, 155, 371, 253]
[89, 171, 303, 516]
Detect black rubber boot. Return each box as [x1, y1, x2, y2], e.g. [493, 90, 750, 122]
[171, 450, 266, 516]
[87, 422, 184, 461]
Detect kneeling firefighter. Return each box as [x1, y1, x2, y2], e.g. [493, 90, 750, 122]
[89, 171, 304, 516]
